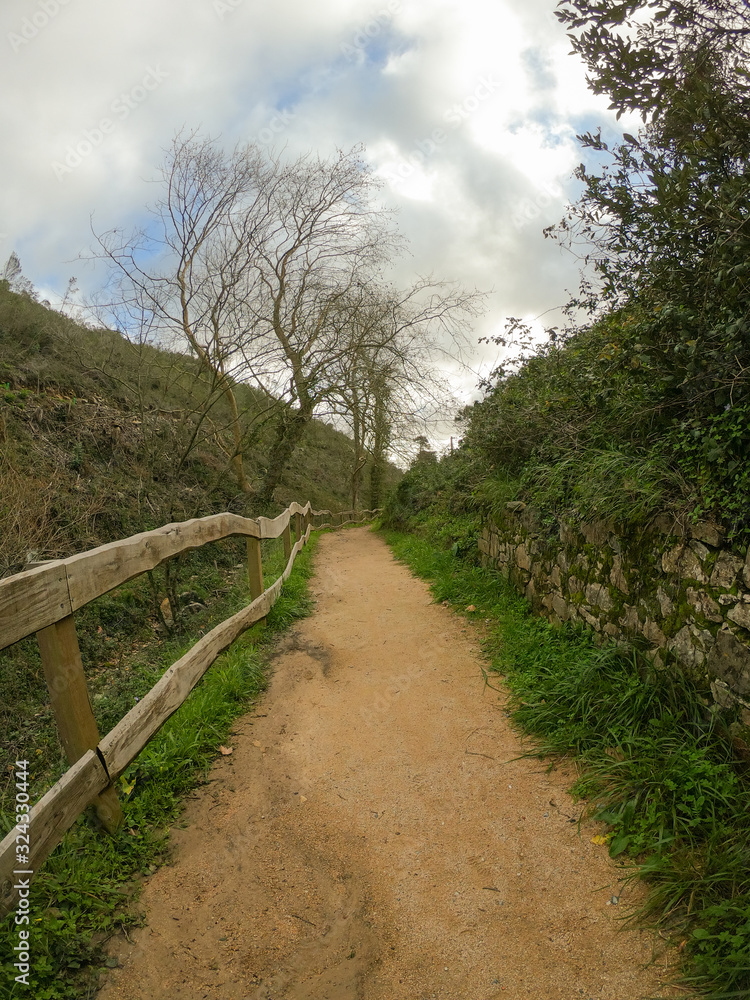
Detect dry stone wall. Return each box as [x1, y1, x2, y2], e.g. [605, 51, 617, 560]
[479, 503, 750, 719]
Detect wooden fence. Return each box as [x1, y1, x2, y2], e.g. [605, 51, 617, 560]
[0, 503, 380, 919]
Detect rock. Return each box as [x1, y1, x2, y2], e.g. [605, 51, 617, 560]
[689, 540, 710, 561]
[728, 603, 750, 631]
[619, 605, 640, 632]
[670, 624, 712, 669]
[525, 579, 536, 602]
[551, 594, 570, 621]
[707, 627, 750, 697]
[686, 588, 723, 623]
[585, 583, 613, 611]
[549, 565, 562, 588]
[556, 551, 570, 573]
[662, 544, 707, 582]
[662, 544, 683, 575]
[578, 607, 601, 631]
[656, 586, 674, 617]
[690, 521, 723, 547]
[643, 618, 667, 647]
[652, 514, 677, 534]
[559, 521, 577, 545]
[744, 547, 750, 589]
[609, 554, 629, 594]
[515, 544, 533, 571]
[505, 501, 526, 513]
[711, 679, 736, 710]
[582, 521, 609, 546]
[709, 551, 743, 590]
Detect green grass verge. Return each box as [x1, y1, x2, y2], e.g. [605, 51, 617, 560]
[382, 528, 750, 1000]
[0, 533, 318, 1000]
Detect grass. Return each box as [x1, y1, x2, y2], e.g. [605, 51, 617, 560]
[0, 531, 318, 1000]
[381, 528, 750, 1000]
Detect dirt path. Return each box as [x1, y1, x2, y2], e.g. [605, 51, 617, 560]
[99, 527, 677, 1000]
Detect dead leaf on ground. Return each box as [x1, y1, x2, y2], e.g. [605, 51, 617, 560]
[219, 745, 233, 755]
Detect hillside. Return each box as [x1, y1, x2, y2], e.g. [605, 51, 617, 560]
[0, 282, 399, 578]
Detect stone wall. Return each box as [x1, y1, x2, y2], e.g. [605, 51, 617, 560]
[479, 503, 750, 718]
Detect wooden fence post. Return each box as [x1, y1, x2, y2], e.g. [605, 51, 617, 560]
[247, 537, 264, 602]
[36, 616, 123, 833]
[295, 511, 303, 541]
[282, 521, 292, 561]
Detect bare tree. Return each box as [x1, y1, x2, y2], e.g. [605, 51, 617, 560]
[95, 133, 483, 505]
[329, 280, 483, 509]
[94, 131, 278, 492]
[239, 148, 399, 503]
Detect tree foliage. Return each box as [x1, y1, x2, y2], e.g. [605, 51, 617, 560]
[391, 0, 750, 543]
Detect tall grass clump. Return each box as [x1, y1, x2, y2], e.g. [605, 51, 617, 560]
[383, 528, 750, 1000]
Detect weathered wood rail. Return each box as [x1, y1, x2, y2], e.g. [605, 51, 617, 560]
[0, 503, 380, 919]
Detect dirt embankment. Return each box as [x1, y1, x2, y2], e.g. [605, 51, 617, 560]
[99, 527, 677, 1000]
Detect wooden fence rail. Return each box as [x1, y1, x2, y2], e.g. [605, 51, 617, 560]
[0, 503, 380, 919]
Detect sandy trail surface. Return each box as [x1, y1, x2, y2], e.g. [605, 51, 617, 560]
[99, 527, 677, 1000]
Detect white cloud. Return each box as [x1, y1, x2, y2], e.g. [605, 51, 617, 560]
[0, 0, 636, 445]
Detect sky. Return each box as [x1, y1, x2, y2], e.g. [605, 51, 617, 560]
[0, 0, 638, 446]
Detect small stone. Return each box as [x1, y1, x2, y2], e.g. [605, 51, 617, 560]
[689, 540, 710, 560]
[516, 544, 532, 571]
[609, 554, 629, 594]
[662, 544, 707, 583]
[710, 551, 743, 590]
[552, 594, 570, 621]
[686, 588, 723, 623]
[619, 605, 639, 632]
[728, 603, 750, 631]
[690, 521, 723, 547]
[582, 521, 609, 545]
[643, 618, 667, 647]
[707, 627, 750, 697]
[710, 679, 736, 709]
[578, 607, 601, 631]
[656, 586, 674, 617]
[670, 625, 711, 669]
[585, 583, 613, 611]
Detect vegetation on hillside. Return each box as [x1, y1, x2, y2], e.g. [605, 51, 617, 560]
[0, 276, 400, 578]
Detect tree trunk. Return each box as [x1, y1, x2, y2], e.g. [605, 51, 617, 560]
[259, 406, 312, 504]
[369, 398, 390, 509]
[222, 380, 251, 493]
